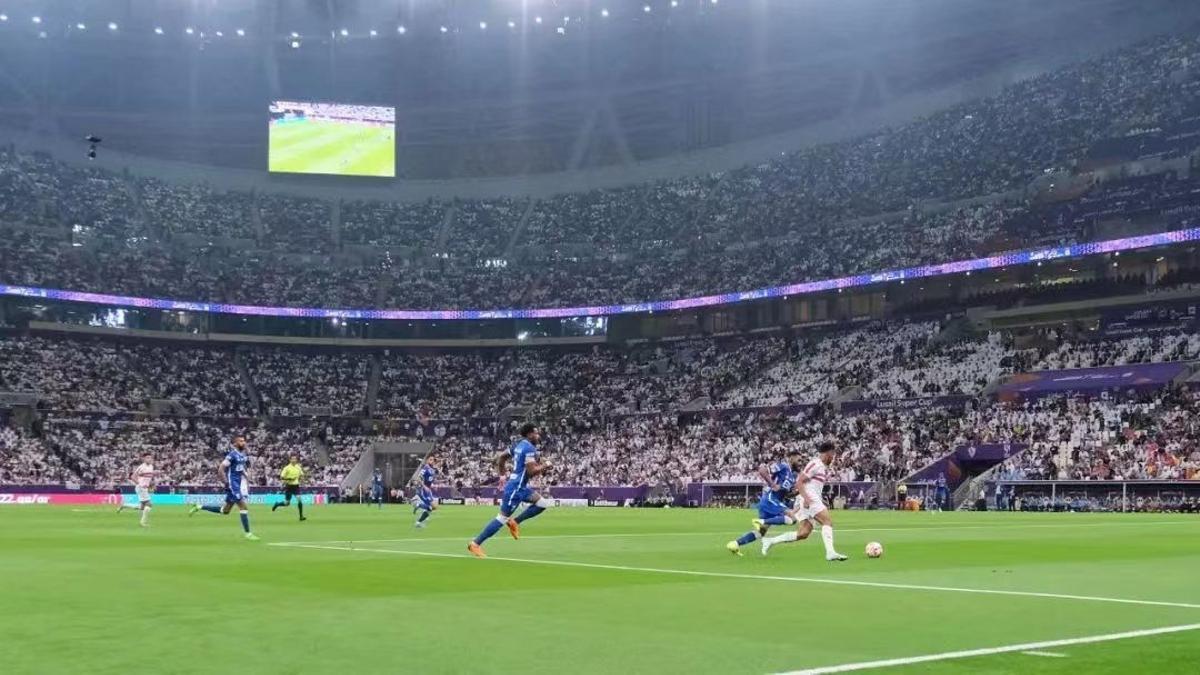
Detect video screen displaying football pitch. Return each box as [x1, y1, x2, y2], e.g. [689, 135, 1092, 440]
[268, 100, 395, 178]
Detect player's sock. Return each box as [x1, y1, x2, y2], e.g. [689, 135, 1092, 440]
[417, 510, 431, 524]
[140, 506, 150, 526]
[515, 498, 552, 523]
[473, 517, 506, 545]
[763, 515, 793, 526]
[272, 501, 284, 512]
[201, 505, 222, 514]
[239, 510, 251, 533]
[297, 501, 304, 518]
[735, 531, 759, 546]
[820, 525, 837, 556]
[768, 531, 800, 545]
[513, 505, 545, 523]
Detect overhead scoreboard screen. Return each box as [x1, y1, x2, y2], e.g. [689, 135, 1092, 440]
[268, 100, 395, 178]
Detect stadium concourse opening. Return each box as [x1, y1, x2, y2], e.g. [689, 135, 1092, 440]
[4, 1, 1200, 673]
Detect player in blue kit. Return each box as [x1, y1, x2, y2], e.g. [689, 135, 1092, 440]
[413, 457, 438, 528]
[726, 449, 804, 556]
[467, 423, 552, 558]
[189, 435, 259, 541]
[369, 467, 384, 509]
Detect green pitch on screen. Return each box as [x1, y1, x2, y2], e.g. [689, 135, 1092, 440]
[4, 507, 1200, 674]
[269, 119, 395, 178]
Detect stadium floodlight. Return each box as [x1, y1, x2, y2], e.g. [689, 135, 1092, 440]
[711, 0, 718, 4]
[397, 25, 406, 34]
[290, 40, 300, 49]
[479, 21, 487, 30]
[215, 30, 223, 37]
[534, 16, 542, 24]
[369, 29, 377, 36]
[290, 31, 299, 38]
[185, 27, 194, 35]
[108, 22, 118, 31]
[0, 14, 8, 22]
[76, 23, 86, 30]
[601, 9, 609, 17]
[32, 16, 42, 24]
[507, 20, 515, 28]
[236, 28, 245, 37]
[556, 26, 565, 34]
[671, 0, 679, 6]
[339, 28, 348, 36]
[153, 26, 164, 35]
[643, 5, 651, 13]
[439, 25, 448, 33]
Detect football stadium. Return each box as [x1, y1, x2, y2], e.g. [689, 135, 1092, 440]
[3, 1, 1200, 673]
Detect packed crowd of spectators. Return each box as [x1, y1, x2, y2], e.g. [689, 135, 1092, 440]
[244, 349, 369, 417]
[2, 34, 1199, 311]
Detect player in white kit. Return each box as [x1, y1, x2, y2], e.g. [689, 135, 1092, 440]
[117, 453, 156, 528]
[760, 442, 848, 561]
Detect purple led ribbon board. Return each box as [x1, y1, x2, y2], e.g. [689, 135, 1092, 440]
[3, 227, 1198, 320]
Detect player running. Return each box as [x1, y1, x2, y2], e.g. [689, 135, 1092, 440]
[369, 467, 385, 509]
[760, 442, 848, 561]
[117, 453, 157, 528]
[467, 423, 553, 558]
[726, 449, 803, 556]
[271, 454, 307, 521]
[189, 435, 260, 541]
[413, 457, 437, 528]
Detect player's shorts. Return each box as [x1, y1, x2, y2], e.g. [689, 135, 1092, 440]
[371, 485, 384, 499]
[794, 501, 828, 523]
[756, 493, 791, 520]
[135, 486, 152, 503]
[283, 484, 300, 500]
[416, 488, 435, 511]
[500, 481, 534, 516]
[224, 478, 249, 505]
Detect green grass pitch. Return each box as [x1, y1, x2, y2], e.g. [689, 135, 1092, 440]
[269, 120, 395, 177]
[3, 506, 1199, 674]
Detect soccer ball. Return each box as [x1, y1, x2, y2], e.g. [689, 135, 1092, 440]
[865, 541, 884, 558]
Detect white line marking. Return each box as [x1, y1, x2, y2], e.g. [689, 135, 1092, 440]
[777, 623, 1200, 673]
[267, 519, 1195, 547]
[1020, 651, 1067, 658]
[269, 542, 1200, 610]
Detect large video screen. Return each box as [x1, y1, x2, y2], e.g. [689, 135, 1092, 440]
[268, 100, 395, 178]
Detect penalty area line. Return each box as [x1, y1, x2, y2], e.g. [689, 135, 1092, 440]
[268, 542, 1200, 611]
[776, 623, 1200, 673]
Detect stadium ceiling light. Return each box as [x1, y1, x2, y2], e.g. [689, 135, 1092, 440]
[556, 26, 565, 34]
[0, 14, 8, 22]
[369, 28, 377, 36]
[290, 40, 300, 49]
[643, 5, 651, 13]
[671, 0, 679, 6]
[38, 30, 46, 38]
[534, 16, 542, 24]
[439, 25, 448, 33]
[338, 28, 348, 36]
[215, 30, 223, 37]
[290, 31, 299, 38]
[76, 23, 86, 30]
[108, 22, 118, 31]
[32, 16, 42, 24]
[711, 0, 719, 4]
[153, 26, 163, 35]
[479, 21, 487, 30]
[397, 25, 406, 34]
[185, 27, 194, 35]
[236, 28, 245, 37]
[507, 20, 515, 28]
[601, 9, 609, 17]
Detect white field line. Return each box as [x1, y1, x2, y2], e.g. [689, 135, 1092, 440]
[777, 623, 1200, 673]
[268, 519, 1196, 547]
[268, 541, 1200, 611]
[1020, 651, 1068, 658]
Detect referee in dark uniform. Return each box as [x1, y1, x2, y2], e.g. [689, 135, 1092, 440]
[272, 454, 307, 521]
